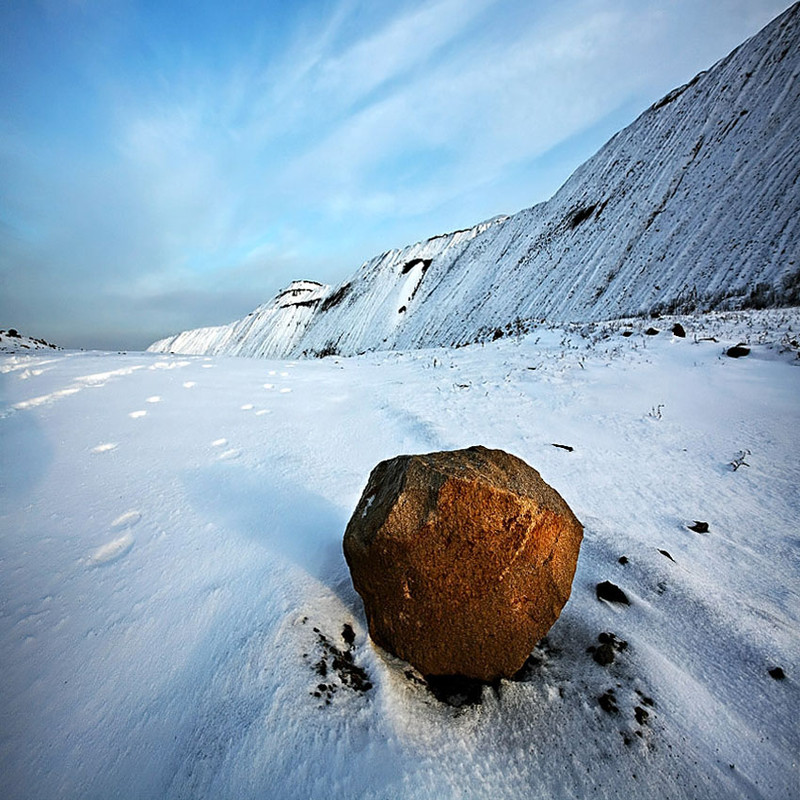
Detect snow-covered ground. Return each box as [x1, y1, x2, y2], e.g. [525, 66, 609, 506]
[2, 309, 799, 799]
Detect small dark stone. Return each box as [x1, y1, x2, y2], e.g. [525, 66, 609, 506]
[672, 323, 686, 338]
[634, 706, 650, 725]
[636, 691, 655, 707]
[593, 642, 616, 666]
[596, 581, 630, 605]
[618, 556, 628, 565]
[658, 549, 675, 562]
[769, 667, 786, 680]
[598, 690, 618, 714]
[726, 344, 750, 358]
[645, 327, 659, 336]
[688, 521, 709, 533]
[342, 623, 356, 646]
[621, 330, 633, 337]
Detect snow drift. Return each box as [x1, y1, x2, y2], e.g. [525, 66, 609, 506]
[149, 4, 800, 359]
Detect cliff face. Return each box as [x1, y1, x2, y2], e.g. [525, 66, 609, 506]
[150, 4, 800, 358]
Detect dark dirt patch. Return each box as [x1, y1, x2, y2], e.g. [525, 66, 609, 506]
[599, 689, 619, 714]
[303, 621, 373, 705]
[424, 674, 492, 708]
[588, 632, 628, 667]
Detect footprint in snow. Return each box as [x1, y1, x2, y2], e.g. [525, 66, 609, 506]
[111, 510, 142, 529]
[279, 388, 292, 394]
[241, 403, 254, 410]
[183, 381, 196, 389]
[146, 396, 161, 403]
[255, 409, 270, 416]
[218, 448, 241, 461]
[129, 410, 147, 419]
[88, 533, 134, 566]
[211, 438, 227, 447]
[92, 442, 118, 454]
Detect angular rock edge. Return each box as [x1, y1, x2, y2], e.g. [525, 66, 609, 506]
[343, 446, 583, 681]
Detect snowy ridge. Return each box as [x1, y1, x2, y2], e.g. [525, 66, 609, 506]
[149, 4, 800, 358]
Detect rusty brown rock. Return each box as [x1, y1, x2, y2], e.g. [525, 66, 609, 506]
[343, 446, 583, 680]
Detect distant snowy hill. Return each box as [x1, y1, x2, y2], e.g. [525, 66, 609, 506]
[0, 329, 60, 353]
[150, 4, 800, 359]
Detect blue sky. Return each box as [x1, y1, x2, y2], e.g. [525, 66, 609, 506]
[0, 0, 791, 350]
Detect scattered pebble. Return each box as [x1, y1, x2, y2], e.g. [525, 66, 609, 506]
[688, 521, 709, 533]
[768, 667, 786, 680]
[596, 581, 630, 605]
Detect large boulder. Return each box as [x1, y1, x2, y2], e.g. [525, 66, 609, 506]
[343, 446, 583, 680]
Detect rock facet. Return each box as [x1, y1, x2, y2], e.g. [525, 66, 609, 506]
[343, 446, 583, 680]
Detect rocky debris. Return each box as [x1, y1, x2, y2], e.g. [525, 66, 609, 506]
[598, 689, 619, 714]
[596, 581, 630, 605]
[672, 323, 686, 337]
[343, 446, 583, 680]
[645, 327, 660, 336]
[726, 343, 751, 358]
[588, 632, 628, 666]
[768, 666, 786, 680]
[302, 621, 373, 705]
[688, 521, 709, 533]
[0, 329, 60, 351]
[621, 330, 633, 338]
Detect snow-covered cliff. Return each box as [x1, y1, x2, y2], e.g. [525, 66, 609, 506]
[150, 3, 800, 358]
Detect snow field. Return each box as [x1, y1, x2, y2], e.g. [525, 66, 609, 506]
[1, 309, 798, 799]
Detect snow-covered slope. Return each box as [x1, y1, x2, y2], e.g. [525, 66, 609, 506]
[3, 309, 799, 799]
[150, 4, 800, 359]
[0, 329, 60, 353]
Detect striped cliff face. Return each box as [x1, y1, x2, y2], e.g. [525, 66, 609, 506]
[149, 4, 800, 359]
